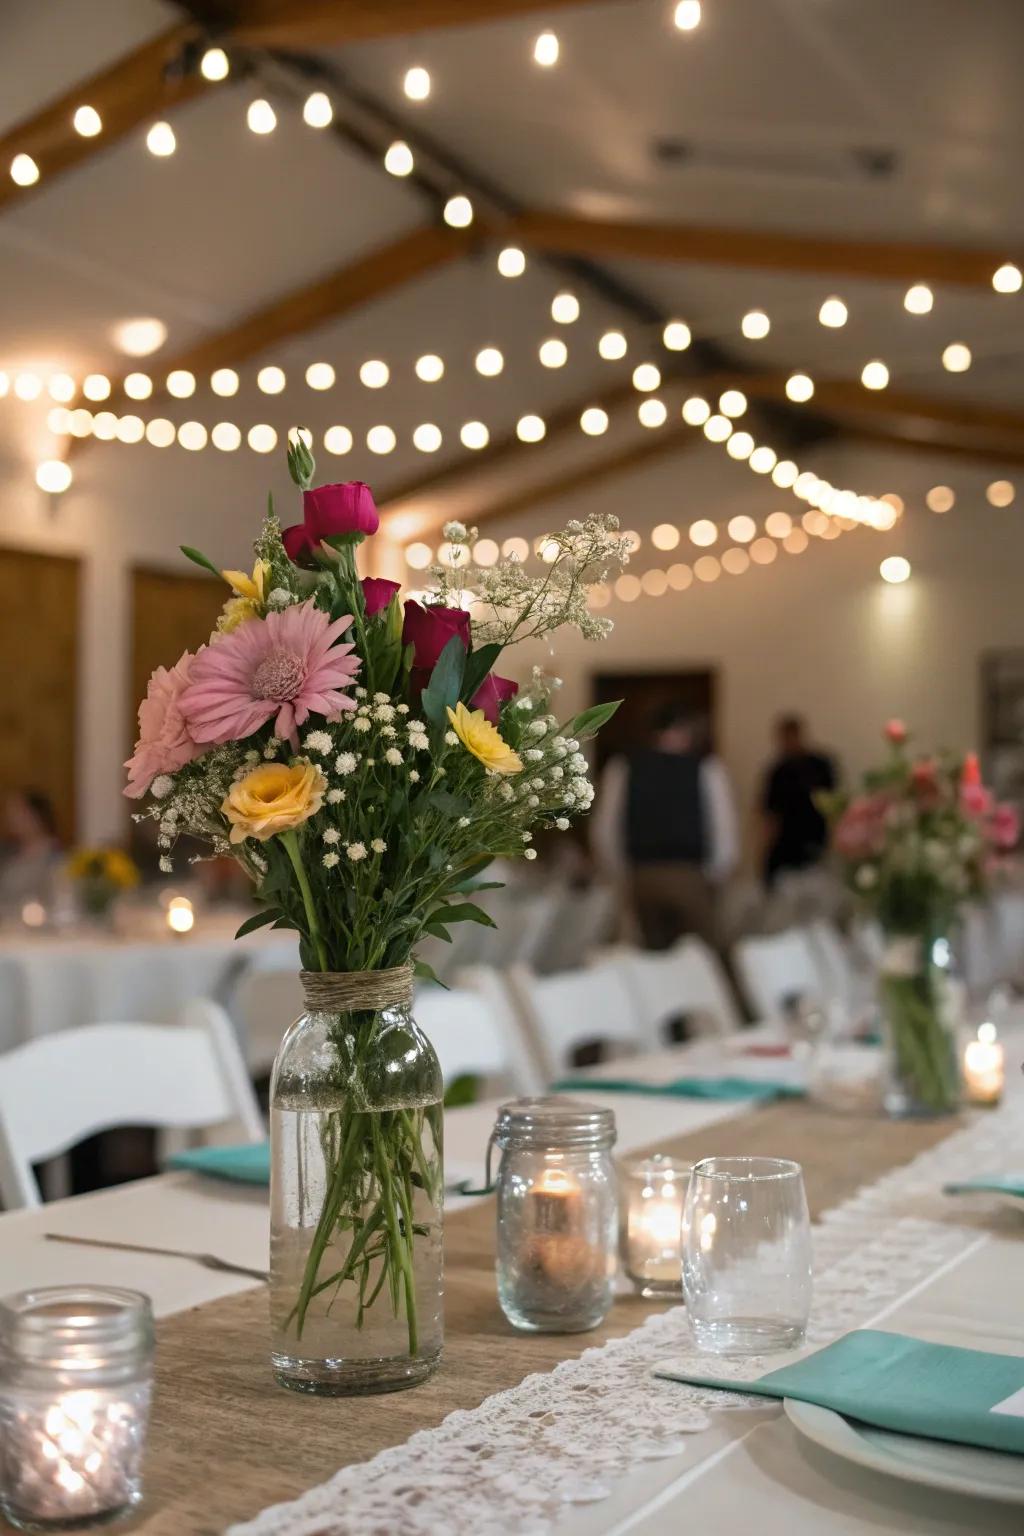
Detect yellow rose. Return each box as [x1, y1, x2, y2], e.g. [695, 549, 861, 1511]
[446, 701, 523, 775]
[222, 760, 326, 843]
[217, 560, 271, 634]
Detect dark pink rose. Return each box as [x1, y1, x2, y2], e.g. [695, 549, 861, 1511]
[992, 803, 1020, 850]
[362, 577, 400, 618]
[283, 482, 379, 564]
[402, 601, 470, 672]
[961, 782, 993, 819]
[884, 719, 907, 745]
[472, 672, 518, 724]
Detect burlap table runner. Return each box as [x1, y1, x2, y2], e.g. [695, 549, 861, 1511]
[29, 1102, 964, 1535]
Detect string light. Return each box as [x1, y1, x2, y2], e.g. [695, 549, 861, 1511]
[303, 91, 333, 128]
[406, 542, 433, 569]
[247, 424, 277, 453]
[925, 485, 954, 512]
[722, 547, 750, 575]
[212, 421, 241, 451]
[663, 320, 691, 351]
[674, 0, 702, 29]
[123, 372, 152, 400]
[211, 367, 239, 396]
[47, 373, 76, 402]
[598, 330, 628, 360]
[166, 370, 196, 399]
[719, 389, 747, 417]
[145, 418, 174, 447]
[460, 420, 489, 450]
[861, 359, 890, 390]
[903, 284, 933, 315]
[818, 296, 848, 328]
[10, 153, 40, 185]
[551, 292, 580, 324]
[73, 105, 102, 137]
[942, 342, 972, 372]
[694, 556, 720, 582]
[367, 425, 396, 454]
[682, 396, 710, 425]
[652, 523, 680, 550]
[992, 263, 1022, 294]
[880, 555, 911, 584]
[177, 421, 207, 451]
[533, 31, 560, 65]
[305, 362, 335, 390]
[92, 411, 117, 440]
[247, 99, 277, 135]
[749, 445, 777, 474]
[741, 310, 770, 340]
[114, 317, 166, 356]
[415, 353, 444, 382]
[324, 425, 353, 455]
[785, 373, 814, 402]
[750, 537, 778, 565]
[580, 407, 609, 435]
[725, 430, 754, 460]
[475, 347, 504, 377]
[783, 527, 809, 554]
[765, 511, 792, 538]
[727, 515, 757, 543]
[517, 414, 546, 442]
[641, 569, 669, 596]
[82, 374, 110, 402]
[360, 359, 390, 388]
[497, 246, 526, 277]
[146, 122, 176, 157]
[987, 480, 1015, 507]
[47, 406, 70, 434]
[539, 338, 568, 368]
[12, 372, 40, 401]
[257, 365, 286, 394]
[200, 46, 230, 81]
[668, 564, 692, 591]
[632, 363, 661, 392]
[384, 140, 414, 176]
[503, 537, 529, 560]
[35, 460, 72, 493]
[615, 573, 641, 602]
[412, 423, 442, 452]
[115, 414, 144, 444]
[638, 399, 667, 428]
[771, 459, 799, 487]
[403, 66, 431, 101]
[443, 195, 473, 227]
[689, 519, 718, 547]
[703, 413, 731, 442]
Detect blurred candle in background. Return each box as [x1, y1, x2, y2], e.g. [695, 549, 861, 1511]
[622, 1154, 688, 1297]
[963, 1021, 1004, 1106]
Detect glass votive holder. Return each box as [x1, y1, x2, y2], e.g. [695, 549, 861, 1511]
[963, 1022, 1005, 1106]
[621, 1154, 689, 1298]
[0, 1286, 154, 1532]
[492, 1097, 618, 1333]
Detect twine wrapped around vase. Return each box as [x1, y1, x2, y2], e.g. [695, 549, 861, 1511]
[300, 965, 415, 1013]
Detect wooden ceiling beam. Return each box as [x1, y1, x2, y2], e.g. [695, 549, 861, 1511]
[227, 0, 598, 48]
[0, 25, 207, 214]
[510, 211, 1020, 290]
[838, 425, 1024, 471]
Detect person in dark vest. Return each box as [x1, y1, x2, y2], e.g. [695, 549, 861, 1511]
[591, 703, 737, 950]
[759, 713, 837, 887]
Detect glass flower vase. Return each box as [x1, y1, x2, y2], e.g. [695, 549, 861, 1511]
[877, 931, 962, 1118]
[269, 968, 444, 1395]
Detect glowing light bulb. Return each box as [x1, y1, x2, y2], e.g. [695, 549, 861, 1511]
[247, 99, 277, 135]
[35, 460, 72, 493]
[257, 365, 286, 394]
[123, 372, 152, 400]
[727, 515, 757, 543]
[539, 338, 568, 368]
[47, 407, 70, 434]
[725, 430, 753, 459]
[475, 347, 504, 377]
[772, 459, 798, 488]
[211, 421, 241, 451]
[145, 418, 174, 446]
[765, 511, 792, 538]
[443, 195, 473, 228]
[818, 296, 848, 328]
[166, 370, 195, 399]
[615, 574, 641, 602]
[406, 542, 433, 569]
[719, 389, 747, 417]
[880, 555, 911, 584]
[638, 398, 667, 428]
[663, 320, 691, 351]
[904, 284, 933, 315]
[986, 480, 1015, 507]
[598, 330, 628, 360]
[47, 373, 76, 402]
[749, 445, 777, 474]
[10, 153, 40, 185]
[113, 317, 166, 356]
[551, 292, 580, 324]
[177, 421, 207, 451]
[497, 246, 526, 277]
[82, 374, 110, 402]
[305, 361, 335, 390]
[12, 372, 41, 401]
[200, 47, 230, 81]
[366, 425, 396, 454]
[115, 414, 144, 444]
[323, 426, 352, 455]
[689, 519, 718, 547]
[360, 359, 389, 389]
[750, 537, 778, 565]
[861, 359, 890, 390]
[73, 105, 102, 137]
[534, 31, 559, 65]
[91, 411, 117, 440]
[652, 523, 680, 550]
[580, 407, 609, 435]
[460, 420, 489, 450]
[674, 0, 701, 29]
[247, 424, 277, 453]
[384, 140, 414, 176]
[632, 363, 661, 392]
[412, 423, 442, 453]
[722, 547, 750, 575]
[703, 413, 731, 442]
[993, 263, 1022, 294]
[503, 537, 529, 560]
[942, 342, 972, 372]
[415, 353, 444, 382]
[925, 485, 955, 513]
[517, 414, 546, 443]
[146, 122, 175, 157]
[682, 396, 710, 425]
[211, 368, 239, 396]
[785, 373, 814, 402]
[302, 90, 333, 128]
[404, 66, 431, 101]
[741, 309, 771, 340]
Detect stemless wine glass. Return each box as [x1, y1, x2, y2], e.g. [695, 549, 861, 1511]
[682, 1157, 812, 1355]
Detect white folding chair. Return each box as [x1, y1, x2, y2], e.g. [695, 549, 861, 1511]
[732, 929, 825, 1020]
[506, 961, 643, 1083]
[961, 902, 1001, 998]
[414, 969, 541, 1096]
[994, 892, 1024, 986]
[533, 883, 617, 974]
[611, 938, 742, 1048]
[0, 1000, 263, 1209]
[805, 920, 873, 1017]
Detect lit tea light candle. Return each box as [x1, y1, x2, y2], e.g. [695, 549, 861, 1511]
[166, 895, 194, 935]
[0, 1287, 153, 1530]
[622, 1154, 689, 1297]
[963, 1021, 1004, 1106]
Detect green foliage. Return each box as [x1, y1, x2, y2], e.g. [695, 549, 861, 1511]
[561, 699, 622, 740]
[420, 634, 466, 729]
[180, 545, 221, 579]
[460, 642, 504, 704]
[286, 433, 315, 490]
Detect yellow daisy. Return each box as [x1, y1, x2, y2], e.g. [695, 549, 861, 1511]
[446, 701, 523, 775]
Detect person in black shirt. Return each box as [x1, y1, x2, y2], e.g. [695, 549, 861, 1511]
[760, 715, 837, 887]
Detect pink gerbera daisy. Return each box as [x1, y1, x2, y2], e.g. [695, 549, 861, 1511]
[180, 602, 359, 749]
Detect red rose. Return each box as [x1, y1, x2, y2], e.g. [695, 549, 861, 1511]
[884, 718, 907, 745]
[361, 577, 400, 618]
[472, 672, 519, 724]
[401, 600, 470, 672]
[991, 803, 1020, 851]
[283, 482, 379, 564]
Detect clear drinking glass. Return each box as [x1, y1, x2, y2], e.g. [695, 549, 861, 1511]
[682, 1157, 812, 1355]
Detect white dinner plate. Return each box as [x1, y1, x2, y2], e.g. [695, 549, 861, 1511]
[784, 1399, 1024, 1506]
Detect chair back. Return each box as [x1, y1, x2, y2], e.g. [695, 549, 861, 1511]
[732, 928, 824, 1019]
[414, 969, 541, 1096]
[612, 939, 741, 1047]
[506, 960, 642, 1082]
[0, 1000, 263, 1209]
[534, 883, 617, 974]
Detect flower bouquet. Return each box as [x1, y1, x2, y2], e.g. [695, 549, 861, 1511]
[126, 436, 627, 1393]
[66, 846, 139, 921]
[823, 720, 1018, 1116]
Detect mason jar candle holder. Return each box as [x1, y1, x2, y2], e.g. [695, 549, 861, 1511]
[492, 1097, 617, 1333]
[621, 1154, 689, 1298]
[0, 1286, 154, 1532]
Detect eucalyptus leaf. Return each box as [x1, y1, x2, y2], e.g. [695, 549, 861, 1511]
[420, 634, 467, 729]
[429, 902, 497, 929]
[561, 699, 622, 740]
[461, 642, 504, 704]
[424, 923, 452, 943]
[234, 908, 280, 939]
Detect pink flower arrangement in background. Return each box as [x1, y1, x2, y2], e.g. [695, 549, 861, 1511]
[180, 603, 360, 749]
[124, 651, 205, 799]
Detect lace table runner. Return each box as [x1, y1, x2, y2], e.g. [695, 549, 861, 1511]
[228, 1105, 1023, 1536]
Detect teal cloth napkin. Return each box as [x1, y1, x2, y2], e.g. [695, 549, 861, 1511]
[168, 1141, 270, 1185]
[655, 1329, 1024, 1455]
[944, 1173, 1024, 1199]
[553, 1075, 805, 1102]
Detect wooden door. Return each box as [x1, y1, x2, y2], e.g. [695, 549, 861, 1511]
[0, 548, 80, 842]
[591, 668, 717, 767]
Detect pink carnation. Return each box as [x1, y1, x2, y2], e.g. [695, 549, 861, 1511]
[180, 602, 360, 750]
[124, 651, 204, 799]
[834, 794, 890, 859]
[990, 803, 1020, 851]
